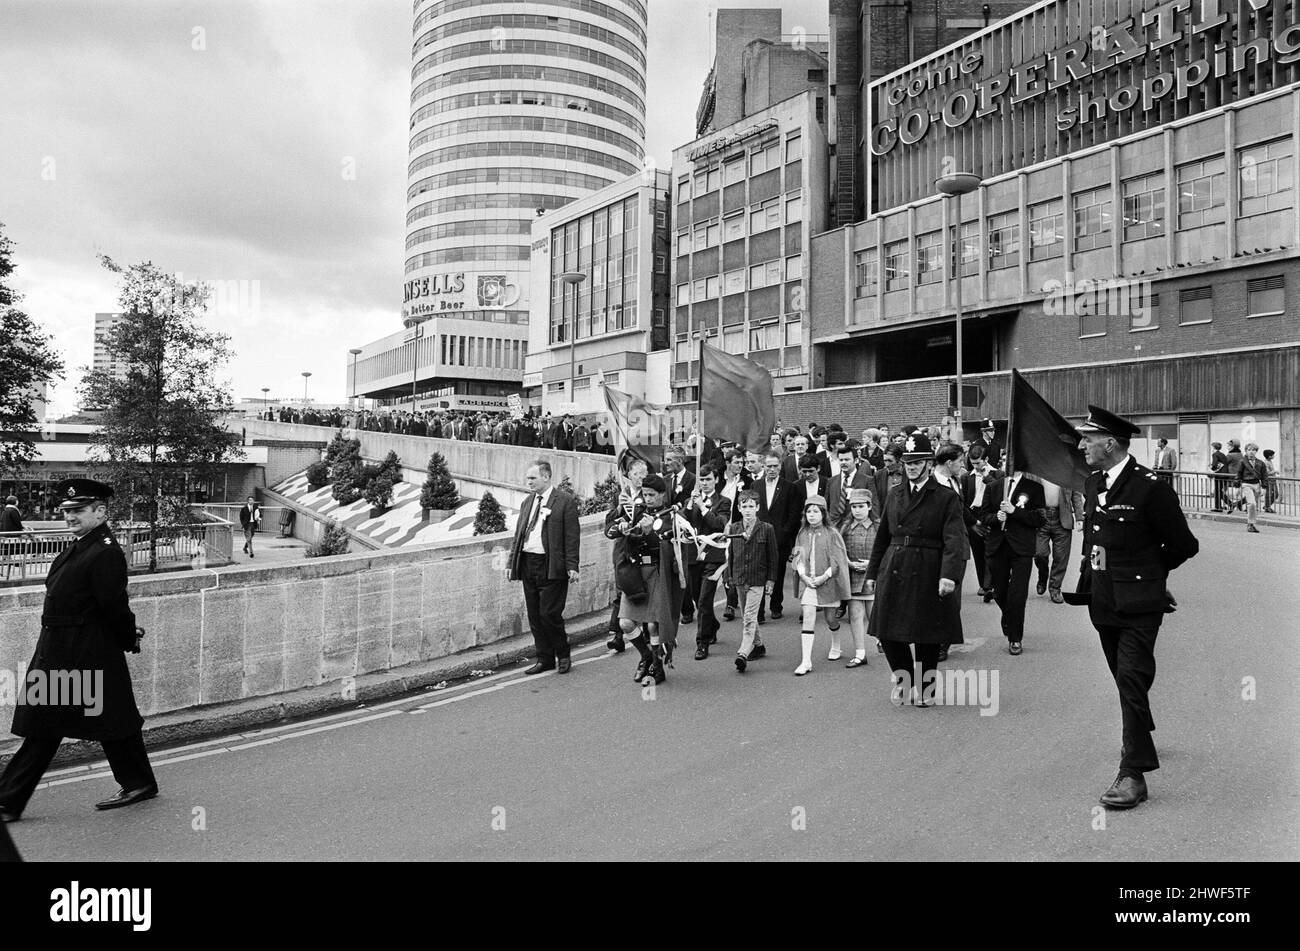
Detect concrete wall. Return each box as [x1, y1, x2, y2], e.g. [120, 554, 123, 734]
[0, 518, 616, 735]
[231, 418, 617, 498]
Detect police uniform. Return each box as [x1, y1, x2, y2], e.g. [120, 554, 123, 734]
[1065, 408, 1198, 808]
[0, 480, 158, 822]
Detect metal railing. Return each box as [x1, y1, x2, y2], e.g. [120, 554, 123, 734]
[0, 519, 235, 584]
[1161, 470, 1296, 518]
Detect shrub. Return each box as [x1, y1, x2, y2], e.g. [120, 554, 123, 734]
[556, 474, 575, 496]
[363, 473, 396, 511]
[420, 452, 459, 510]
[472, 492, 508, 535]
[305, 520, 349, 558]
[328, 435, 365, 504]
[580, 471, 620, 515]
[323, 430, 353, 469]
[305, 461, 329, 486]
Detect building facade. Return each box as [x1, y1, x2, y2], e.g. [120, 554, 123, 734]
[350, 0, 649, 407]
[92, 312, 128, 382]
[671, 91, 830, 402]
[524, 169, 672, 416]
[808, 0, 1300, 472]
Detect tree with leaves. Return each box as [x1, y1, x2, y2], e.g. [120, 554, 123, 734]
[0, 222, 64, 479]
[305, 520, 350, 558]
[472, 491, 507, 535]
[329, 436, 365, 505]
[81, 256, 243, 571]
[580, 471, 621, 516]
[420, 451, 458, 510]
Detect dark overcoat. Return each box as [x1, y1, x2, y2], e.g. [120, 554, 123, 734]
[866, 476, 969, 644]
[11, 523, 144, 741]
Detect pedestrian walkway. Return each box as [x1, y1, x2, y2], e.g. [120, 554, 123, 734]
[222, 534, 310, 567]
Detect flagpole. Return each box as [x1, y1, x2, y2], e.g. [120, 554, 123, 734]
[695, 338, 705, 479]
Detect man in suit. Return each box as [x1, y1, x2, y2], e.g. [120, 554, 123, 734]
[960, 445, 1002, 600]
[0, 479, 158, 823]
[662, 447, 697, 623]
[780, 434, 812, 483]
[508, 461, 581, 675]
[791, 453, 828, 518]
[757, 451, 798, 621]
[686, 463, 733, 659]
[1034, 479, 1084, 603]
[238, 495, 261, 558]
[981, 468, 1046, 655]
[827, 446, 874, 530]
[1067, 406, 1198, 809]
[1152, 438, 1176, 491]
[873, 445, 906, 507]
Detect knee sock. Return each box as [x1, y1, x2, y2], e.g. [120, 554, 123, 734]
[631, 635, 651, 661]
[829, 625, 842, 656]
[800, 630, 815, 667]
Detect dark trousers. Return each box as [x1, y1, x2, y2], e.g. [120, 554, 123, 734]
[968, 531, 988, 590]
[0, 820, 19, 862]
[681, 559, 701, 620]
[881, 642, 941, 700]
[520, 553, 570, 665]
[1212, 474, 1228, 509]
[693, 563, 722, 646]
[1034, 515, 1072, 592]
[725, 581, 738, 612]
[0, 732, 156, 816]
[1097, 625, 1160, 772]
[607, 599, 621, 635]
[989, 546, 1034, 642]
[768, 540, 793, 614]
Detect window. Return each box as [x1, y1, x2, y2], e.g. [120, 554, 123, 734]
[915, 231, 942, 285]
[706, 275, 720, 298]
[573, 376, 591, 391]
[785, 135, 802, 162]
[1073, 186, 1113, 251]
[723, 325, 744, 353]
[676, 283, 690, 306]
[749, 322, 780, 350]
[655, 254, 666, 274]
[1130, 291, 1159, 331]
[854, 249, 878, 298]
[677, 229, 691, 255]
[1247, 276, 1285, 316]
[1079, 298, 1107, 337]
[807, 69, 825, 83]
[724, 268, 746, 295]
[785, 193, 802, 223]
[546, 381, 566, 394]
[674, 337, 691, 361]
[785, 256, 803, 281]
[750, 140, 780, 176]
[750, 199, 781, 234]
[1179, 286, 1213, 324]
[884, 239, 910, 291]
[1029, 199, 1064, 260]
[1122, 173, 1166, 241]
[692, 278, 707, 301]
[784, 319, 801, 347]
[723, 213, 746, 242]
[987, 212, 1020, 269]
[693, 220, 720, 249]
[749, 260, 783, 288]
[955, 221, 980, 275]
[724, 159, 745, 185]
[695, 167, 720, 194]
[677, 175, 691, 201]
[1239, 139, 1294, 218]
[1176, 157, 1226, 229]
[604, 372, 621, 388]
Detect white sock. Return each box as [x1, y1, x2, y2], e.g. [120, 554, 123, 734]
[853, 648, 866, 661]
[801, 631, 815, 667]
[829, 630, 842, 658]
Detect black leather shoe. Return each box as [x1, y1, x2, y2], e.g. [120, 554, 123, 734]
[734, 654, 747, 672]
[1049, 589, 1064, 604]
[0, 807, 20, 823]
[834, 604, 847, 620]
[606, 633, 626, 653]
[749, 644, 766, 659]
[680, 614, 694, 625]
[694, 645, 708, 660]
[633, 655, 651, 682]
[982, 591, 994, 603]
[524, 662, 555, 676]
[770, 609, 783, 620]
[1100, 774, 1148, 809]
[1008, 641, 1023, 656]
[94, 784, 159, 811]
[1036, 580, 1047, 596]
[556, 658, 571, 674]
[722, 608, 735, 621]
[937, 645, 949, 662]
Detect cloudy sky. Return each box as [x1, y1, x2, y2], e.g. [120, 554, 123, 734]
[1, 0, 825, 415]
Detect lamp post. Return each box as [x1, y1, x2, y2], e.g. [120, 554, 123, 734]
[260, 387, 269, 419]
[301, 371, 312, 405]
[561, 271, 587, 411]
[936, 171, 982, 441]
[349, 348, 362, 414]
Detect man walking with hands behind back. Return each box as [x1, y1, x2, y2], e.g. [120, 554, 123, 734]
[239, 495, 261, 558]
[509, 462, 581, 675]
[1067, 407, 1198, 810]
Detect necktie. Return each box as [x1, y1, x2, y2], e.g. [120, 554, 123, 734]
[524, 493, 542, 538]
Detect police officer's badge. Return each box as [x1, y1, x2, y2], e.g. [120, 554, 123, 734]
[904, 436, 916, 453]
[67, 487, 76, 497]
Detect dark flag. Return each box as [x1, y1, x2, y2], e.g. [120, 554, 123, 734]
[699, 342, 776, 452]
[1007, 368, 1093, 493]
[602, 382, 667, 471]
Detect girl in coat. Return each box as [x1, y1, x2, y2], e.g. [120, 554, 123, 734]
[791, 495, 852, 676]
[839, 488, 878, 668]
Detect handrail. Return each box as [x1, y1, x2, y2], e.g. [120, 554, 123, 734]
[1, 519, 235, 583]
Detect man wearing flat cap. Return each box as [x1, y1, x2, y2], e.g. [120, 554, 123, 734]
[1067, 407, 1198, 809]
[0, 479, 158, 823]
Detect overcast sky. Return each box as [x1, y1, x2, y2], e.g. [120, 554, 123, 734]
[1, 0, 825, 415]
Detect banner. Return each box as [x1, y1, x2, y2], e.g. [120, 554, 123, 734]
[699, 342, 776, 452]
[1006, 368, 1093, 493]
[602, 383, 667, 470]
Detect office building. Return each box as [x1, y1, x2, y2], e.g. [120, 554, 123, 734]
[92, 312, 128, 382]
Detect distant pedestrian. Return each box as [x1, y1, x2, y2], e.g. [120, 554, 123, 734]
[1, 496, 23, 581]
[726, 490, 779, 673]
[1262, 449, 1279, 512]
[791, 495, 851, 675]
[1209, 442, 1229, 511]
[839, 489, 877, 667]
[1235, 442, 1269, 533]
[508, 462, 580, 675]
[1152, 438, 1176, 491]
[239, 495, 261, 558]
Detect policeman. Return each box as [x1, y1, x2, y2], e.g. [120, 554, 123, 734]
[0, 479, 159, 823]
[1065, 408, 1198, 809]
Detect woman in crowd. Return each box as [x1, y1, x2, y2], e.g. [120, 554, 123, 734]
[839, 488, 877, 667]
[791, 495, 851, 676]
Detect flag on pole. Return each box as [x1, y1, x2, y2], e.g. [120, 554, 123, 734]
[601, 382, 667, 470]
[699, 342, 776, 452]
[1006, 368, 1093, 493]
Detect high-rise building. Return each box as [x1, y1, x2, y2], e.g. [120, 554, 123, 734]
[349, 0, 649, 409]
[92, 312, 128, 382]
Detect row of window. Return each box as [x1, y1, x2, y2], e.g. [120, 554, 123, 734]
[1076, 277, 1286, 337]
[410, 63, 644, 114]
[548, 300, 643, 343]
[547, 196, 646, 344]
[408, 140, 639, 179]
[408, 166, 613, 200]
[414, 0, 648, 40]
[853, 139, 1295, 295]
[405, 245, 531, 273]
[676, 257, 802, 304]
[412, 39, 646, 92]
[673, 319, 802, 361]
[406, 192, 572, 226]
[414, 14, 646, 69]
[405, 218, 534, 250]
[361, 333, 528, 380]
[679, 133, 802, 200]
[678, 193, 803, 252]
[409, 89, 644, 138]
[409, 114, 643, 158]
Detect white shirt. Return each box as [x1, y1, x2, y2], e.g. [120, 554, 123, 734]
[1098, 456, 1132, 508]
[764, 477, 779, 509]
[933, 472, 957, 494]
[971, 470, 989, 507]
[721, 475, 741, 501]
[523, 486, 552, 554]
[1043, 481, 1061, 508]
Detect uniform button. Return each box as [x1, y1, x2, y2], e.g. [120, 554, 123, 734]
[1136, 575, 1142, 579]
[1118, 517, 1125, 522]
[1093, 526, 1100, 532]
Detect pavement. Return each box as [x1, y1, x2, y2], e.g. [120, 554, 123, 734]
[5, 519, 1298, 861]
[223, 533, 310, 568]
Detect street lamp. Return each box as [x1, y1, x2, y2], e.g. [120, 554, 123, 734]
[260, 387, 269, 418]
[349, 348, 362, 413]
[301, 371, 312, 405]
[936, 171, 983, 441]
[561, 271, 586, 411]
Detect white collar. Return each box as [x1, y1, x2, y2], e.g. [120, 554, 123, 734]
[1103, 456, 1132, 487]
[535, 486, 552, 508]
